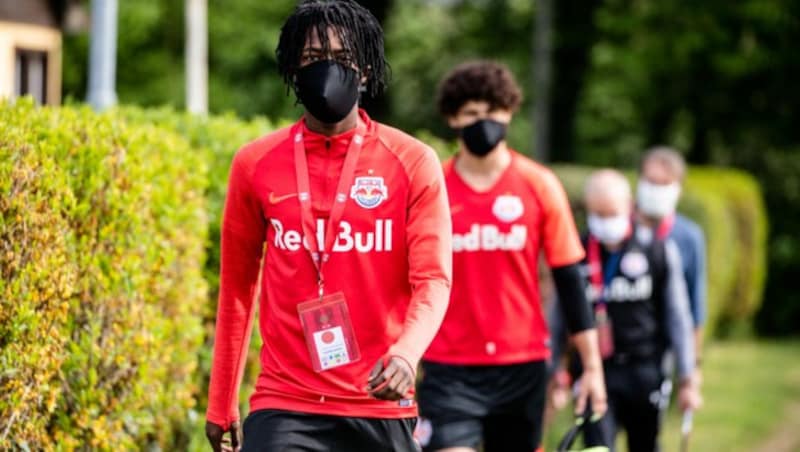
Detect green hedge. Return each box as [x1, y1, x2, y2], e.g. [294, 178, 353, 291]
[118, 113, 274, 363]
[0, 100, 208, 450]
[1, 102, 77, 449]
[551, 164, 768, 337]
[115, 107, 281, 450]
[690, 170, 768, 329]
[115, 107, 280, 302]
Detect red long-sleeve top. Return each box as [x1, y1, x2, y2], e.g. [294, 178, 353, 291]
[206, 110, 452, 429]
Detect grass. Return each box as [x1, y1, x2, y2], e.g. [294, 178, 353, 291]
[545, 340, 800, 451]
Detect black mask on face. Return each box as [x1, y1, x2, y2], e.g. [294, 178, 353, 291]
[458, 119, 508, 157]
[295, 60, 360, 124]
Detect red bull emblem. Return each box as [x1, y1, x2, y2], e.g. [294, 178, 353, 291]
[492, 194, 524, 223]
[350, 176, 388, 209]
[621, 251, 649, 278]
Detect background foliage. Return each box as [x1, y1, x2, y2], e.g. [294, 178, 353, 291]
[117, 106, 280, 436]
[0, 100, 208, 450]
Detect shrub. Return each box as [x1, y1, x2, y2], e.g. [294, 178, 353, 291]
[0, 99, 208, 450]
[116, 107, 280, 449]
[115, 107, 277, 303]
[674, 169, 739, 337]
[685, 169, 769, 334]
[0, 101, 77, 449]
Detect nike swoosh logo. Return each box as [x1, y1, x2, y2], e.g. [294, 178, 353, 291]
[450, 204, 464, 215]
[269, 192, 298, 204]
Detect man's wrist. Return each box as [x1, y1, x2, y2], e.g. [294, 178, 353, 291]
[680, 376, 696, 388]
[390, 354, 416, 377]
[581, 348, 603, 372]
[554, 369, 571, 387]
[571, 327, 603, 371]
[206, 416, 235, 431]
[387, 345, 419, 374]
[582, 361, 603, 373]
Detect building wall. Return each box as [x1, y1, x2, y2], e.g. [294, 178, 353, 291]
[0, 0, 60, 28]
[0, 20, 62, 104]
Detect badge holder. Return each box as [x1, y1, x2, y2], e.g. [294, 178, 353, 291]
[595, 304, 615, 359]
[298, 291, 361, 372]
[293, 123, 365, 373]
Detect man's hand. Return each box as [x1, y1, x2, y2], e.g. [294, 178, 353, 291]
[367, 356, 415, 401]
[570, 329, 608, 419]
[548, 368, 571, 411]
[206, 420, 241, 452]
[678, 379, 702, 412]
[549, 381, 571, 411]
[574, 366, 607, 418]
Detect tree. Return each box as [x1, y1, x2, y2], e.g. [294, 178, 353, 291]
[384, 0, 535, 151]
[355, 0, 394, 121]
[549, 0, 603, 162]
[531, 0, 553, 162]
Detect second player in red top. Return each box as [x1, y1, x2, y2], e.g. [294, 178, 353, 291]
[416, 61, 607, 452]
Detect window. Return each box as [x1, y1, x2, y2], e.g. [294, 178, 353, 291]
[14, 49, 48, 104]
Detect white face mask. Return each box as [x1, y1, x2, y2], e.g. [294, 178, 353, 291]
[588, 214, 630, 246]
[637, 180, 680, 218]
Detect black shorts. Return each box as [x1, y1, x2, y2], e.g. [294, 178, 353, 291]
[241, 409, 419, 452]
[416, 360, 547, 452]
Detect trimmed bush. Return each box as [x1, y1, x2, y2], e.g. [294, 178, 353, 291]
[115, 107, 282, 450]
[675, 171, 739, 337]
[115, 107, 277, 303]
[0, 102, 77, 449]
[0, 100, 208, 450]
[685, 169, 768, 333]
[551, 164, 768, 337]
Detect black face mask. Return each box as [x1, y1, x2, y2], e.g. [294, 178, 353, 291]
[295, 60, 360, 124]
[459, 119, 507, 157]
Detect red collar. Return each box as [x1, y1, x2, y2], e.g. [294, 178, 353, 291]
[656, 214, 676, 240]
[300, 109, 372, 157]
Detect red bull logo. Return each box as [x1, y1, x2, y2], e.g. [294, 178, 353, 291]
[270, 218, 393, 253]
[492, 194, 524, 222]
[452, 224, 527, 252]
[350, 176, 388, 209]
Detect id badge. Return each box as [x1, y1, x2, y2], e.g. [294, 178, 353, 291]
[595, 306, 615, 359]
[297, 292, 361, 372]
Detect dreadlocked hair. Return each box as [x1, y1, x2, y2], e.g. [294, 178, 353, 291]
[276, 0, 389, 98]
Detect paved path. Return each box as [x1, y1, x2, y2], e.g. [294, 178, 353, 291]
[754, 401, 800, 452]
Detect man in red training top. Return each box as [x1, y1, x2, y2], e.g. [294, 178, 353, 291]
[205, 1, 452, 451]
[416, 61, 606, 452]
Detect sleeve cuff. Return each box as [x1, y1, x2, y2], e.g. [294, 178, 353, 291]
[206, 412, 239, 431]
